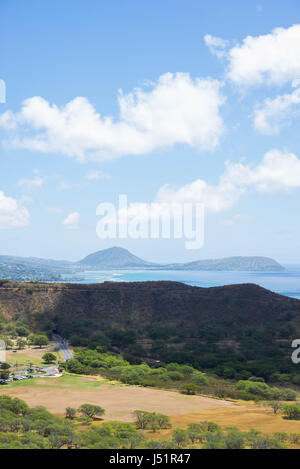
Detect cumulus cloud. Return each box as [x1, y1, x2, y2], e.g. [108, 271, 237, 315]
[154, 149, 300, 212]
[0, 191, 30, 229]
[253, 85, 300, 134]
[109, 149, 300, 230]
[226, 24, 300, 86]
[155, 177, 241, 214]
[204, 34, 229, 59]
[0, 73, 225, 162]
[224, 149, 300, 193]
[62, 212, 80, 230]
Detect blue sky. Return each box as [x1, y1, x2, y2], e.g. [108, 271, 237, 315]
[1, 0, 300, 263]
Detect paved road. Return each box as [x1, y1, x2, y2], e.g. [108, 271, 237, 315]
[53, 334, 73, 361]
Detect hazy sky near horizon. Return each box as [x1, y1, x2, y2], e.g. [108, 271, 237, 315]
[1, 0, 300, 263]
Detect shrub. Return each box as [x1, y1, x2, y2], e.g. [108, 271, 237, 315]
[120, 364, 151, 384]
[282, 404, 300, 420]
[165, 371, 184, 381]
[236, 380, 297, 400]
[191, 371, 209, 386]
[289, 433, 300, 444]
[65, 359, 86, 375]
[273, 432, 288, 442]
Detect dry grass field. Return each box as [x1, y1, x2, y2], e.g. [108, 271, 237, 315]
[1, 374, 300, 439]
[0, 374, 234, 420]
[169, 405, 300, 435]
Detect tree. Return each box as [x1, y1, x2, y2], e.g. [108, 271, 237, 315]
[180, 383, 198, 395]
[42, 353, 57, 364]
[65, 407, 77, 420]
[79, 404, 105, 420]
[224, 429, 245, 449]
[148, 420, 159, 433]
[172, 428, 189, 447]
[17, 338, 26, 350]
[133, 410, 154, 430]
[16, 325, 30, 337]
[0, 370, 9, 380]
[267, 401, 282, 415]
[32, 334, 49, 348]
[46, 422, 75, 449]
[4, 338, 13, 349]
[133, 410, 171, 430]
[155, 413, 172, 429]
[0, 362, 10, 370]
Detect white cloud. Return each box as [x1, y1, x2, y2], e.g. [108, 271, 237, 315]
[226, 24, 300, 86]
[110, 150, 300, 228]
[253, 85, 300, 134]
[0, 191, 30, 229]
[0, 73, 225, 162]
[204, 34, 229, 59]
[62, 212, 80, 230]
[156, 178, 241, 214]
[18, 175, 46, 191]
[85, 170, 110, 180]
[221, 214, 254, 226]
[224, 149, 300, 193]
[152, 149, 300, 214]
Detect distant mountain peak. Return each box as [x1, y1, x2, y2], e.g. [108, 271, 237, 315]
[78, 246, 154, 268]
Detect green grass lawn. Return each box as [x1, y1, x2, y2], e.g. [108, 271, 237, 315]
[1, 373, 108, 390]
[6, 344, 63, 368]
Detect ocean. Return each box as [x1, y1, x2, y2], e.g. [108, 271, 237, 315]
[62, 265, 300, 300]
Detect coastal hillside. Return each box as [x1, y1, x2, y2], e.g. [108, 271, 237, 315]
[175, 256, 284, 271]
[0, 280, 299, 380]
[0, 280, 297, 335]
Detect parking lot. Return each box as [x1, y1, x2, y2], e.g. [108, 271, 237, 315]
[0, 365, 62, 385]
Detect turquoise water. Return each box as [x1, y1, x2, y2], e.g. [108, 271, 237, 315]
[63, 265, 300, 300]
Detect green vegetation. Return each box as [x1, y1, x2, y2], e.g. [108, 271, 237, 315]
[31, 334, 49, 348]
[79, 404, 105, 420]
[0, 394, 296, 449]
[65, 349, 210, 393]
[282, 404, 300, 420]
[42, 353, 57, 364]
[133, 411, 171, 430]
[236, 380, 298, 401]
[64, 349, 299, 402]
[65, 407, 77, 420]
[1, 280, 300, 388]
